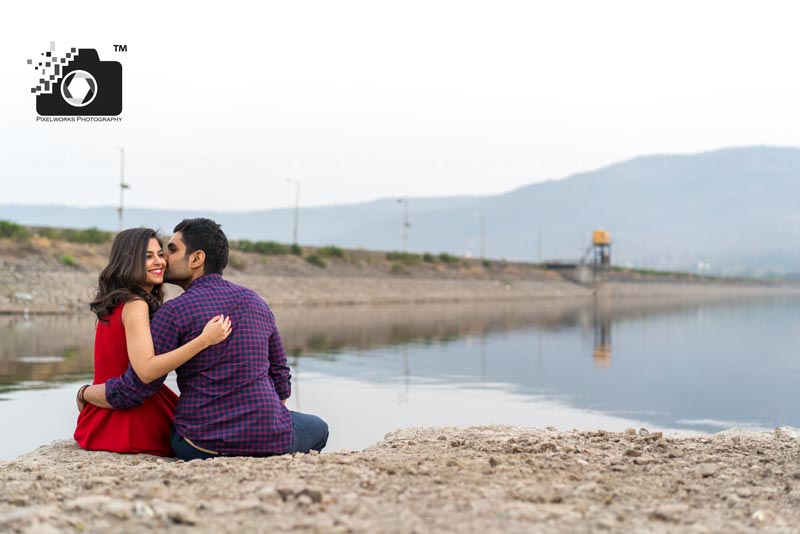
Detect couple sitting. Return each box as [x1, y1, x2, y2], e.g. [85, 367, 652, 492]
[74, 218, 328, 460]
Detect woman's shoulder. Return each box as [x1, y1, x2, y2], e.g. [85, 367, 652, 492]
[120, 298, 150, 321]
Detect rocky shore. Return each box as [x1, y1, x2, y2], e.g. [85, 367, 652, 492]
[2, 426, 799, 533]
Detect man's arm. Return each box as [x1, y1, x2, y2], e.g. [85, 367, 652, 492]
[81, 306, 181, 410]
[267, 322, 292, 402]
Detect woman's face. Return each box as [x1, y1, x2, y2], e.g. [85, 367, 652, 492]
[142, 237, 165, 292]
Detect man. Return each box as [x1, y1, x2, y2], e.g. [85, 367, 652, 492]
[79, 218, 328, 459]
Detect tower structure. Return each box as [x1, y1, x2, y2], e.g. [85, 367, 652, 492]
[592, 228, 611, 268]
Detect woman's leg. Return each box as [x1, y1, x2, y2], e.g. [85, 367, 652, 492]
[289, 411, 329, 453]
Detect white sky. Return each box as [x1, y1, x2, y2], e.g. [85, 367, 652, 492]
[2, 0, 800, 211]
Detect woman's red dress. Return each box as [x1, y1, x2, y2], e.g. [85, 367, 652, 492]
[74, 302, 178, 457]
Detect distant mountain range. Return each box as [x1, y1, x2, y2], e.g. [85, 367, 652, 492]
[3, 146, 799, 276]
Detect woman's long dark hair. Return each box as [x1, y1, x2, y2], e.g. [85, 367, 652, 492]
[89, 228, 165, 321]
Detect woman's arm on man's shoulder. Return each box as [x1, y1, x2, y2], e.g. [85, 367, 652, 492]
[122, 299, 231, 384]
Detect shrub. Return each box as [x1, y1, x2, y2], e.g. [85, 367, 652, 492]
[391, 263, 409, 275]
[253, 241, 290, 255]
[290, 243, 302, 255]
[60, 227, 111, 244]
[236, 240, 256, 253]
[317, 245, 344, 258]
[387, 251, 422, 264]
[423, 252, 436, 263]
[34, 227, 60, 240]
[305, 254, 327, 268]
[437, 252, 459, 264]
[0, 220, 31, 241]
[235, 240, 292, 255]
[482, 259, 492, 268]
[60, 254, 78, 268]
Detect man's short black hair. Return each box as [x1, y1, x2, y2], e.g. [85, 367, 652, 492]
[173, 218, 229, 275]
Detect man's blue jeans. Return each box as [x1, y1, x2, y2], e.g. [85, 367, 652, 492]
[171, 411, 329, 461]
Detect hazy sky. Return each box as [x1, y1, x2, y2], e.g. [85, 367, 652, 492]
[2, 0, 800, 212]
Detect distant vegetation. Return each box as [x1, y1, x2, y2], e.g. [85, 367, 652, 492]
[0, 220, 30, 240]
[386, 251, 471, 270]
[305, 254, 327, 268]
[610, 266, 713, 280]
[387, 251, 423, 264]
[437, 252, 460, 264]
[0, 220, 112, 244]
[317, 245, 344, 258]
[48, 227, 111, 244]
[235, 240, 291, 255]
[60, 253, 78, 267]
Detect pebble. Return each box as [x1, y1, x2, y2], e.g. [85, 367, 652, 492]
[698, 464, 721, 478]
[751, 509, 768, 522]
[150, 500, 198, 525]
[650, 503, 689, 522]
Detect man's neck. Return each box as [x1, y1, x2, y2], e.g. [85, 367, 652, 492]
[177, 271, 205, 291]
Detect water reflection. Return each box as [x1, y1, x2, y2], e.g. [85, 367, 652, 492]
[593, 302, 612, 368]
[1, 294, 799, 458]
[0, 315, 95, 391]
[0, 295, 785, 392]
[282, 295, 800, 440]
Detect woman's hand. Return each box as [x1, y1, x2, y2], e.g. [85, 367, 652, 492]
[201, 315, 232, 346]
[76, 384, 88, 412]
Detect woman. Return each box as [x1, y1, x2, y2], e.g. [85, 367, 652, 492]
[74, 228, 231, 456]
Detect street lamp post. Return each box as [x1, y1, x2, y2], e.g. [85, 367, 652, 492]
[397, 199, 410, 252]
[478, 212, 485, 261]
[117, 147, 129, 232]
[286, 178, 300, 245]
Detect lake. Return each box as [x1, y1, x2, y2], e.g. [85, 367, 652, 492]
[1, 295, 798, 460]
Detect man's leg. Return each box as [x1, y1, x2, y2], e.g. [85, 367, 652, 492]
[289, 411, 329, 453]
[171, 428, 218, 461]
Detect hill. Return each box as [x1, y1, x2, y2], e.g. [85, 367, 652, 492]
[3, 146, 798, 275]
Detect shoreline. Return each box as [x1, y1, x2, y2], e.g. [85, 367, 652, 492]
[2, 236, 797, 315]
[2, 425, 799, 533]
[1, 271, 797, 316]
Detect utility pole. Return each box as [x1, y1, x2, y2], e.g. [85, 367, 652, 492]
[117, 147, 129, 232]
[286, 178, 300, 244]
[397, 199, 410, 252]
[476, 212, 485, 261]
[537, 227, 542, 264]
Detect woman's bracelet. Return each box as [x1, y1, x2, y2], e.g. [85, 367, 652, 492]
[77, 384, 90, 404]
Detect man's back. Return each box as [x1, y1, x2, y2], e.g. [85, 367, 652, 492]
[110, 274, 293, 455]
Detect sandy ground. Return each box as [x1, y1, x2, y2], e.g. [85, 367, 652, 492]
[1, 426, 799, 534]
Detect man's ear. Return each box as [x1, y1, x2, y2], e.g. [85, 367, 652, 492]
[189, 250, 206, 270]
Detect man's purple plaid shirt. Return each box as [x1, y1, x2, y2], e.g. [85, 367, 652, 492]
[106, 274, 293, 455]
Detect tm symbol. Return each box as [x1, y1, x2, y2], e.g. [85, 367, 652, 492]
[114, 45, 128, 52]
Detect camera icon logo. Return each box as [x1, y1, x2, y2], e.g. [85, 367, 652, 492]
[29, 45, 122, 116]
[61, 70, 97, 107]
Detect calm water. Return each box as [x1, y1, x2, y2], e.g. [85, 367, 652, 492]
[1, 296, 798, 460]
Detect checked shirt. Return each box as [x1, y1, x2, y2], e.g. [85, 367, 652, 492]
[106, 274, 293, 455]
